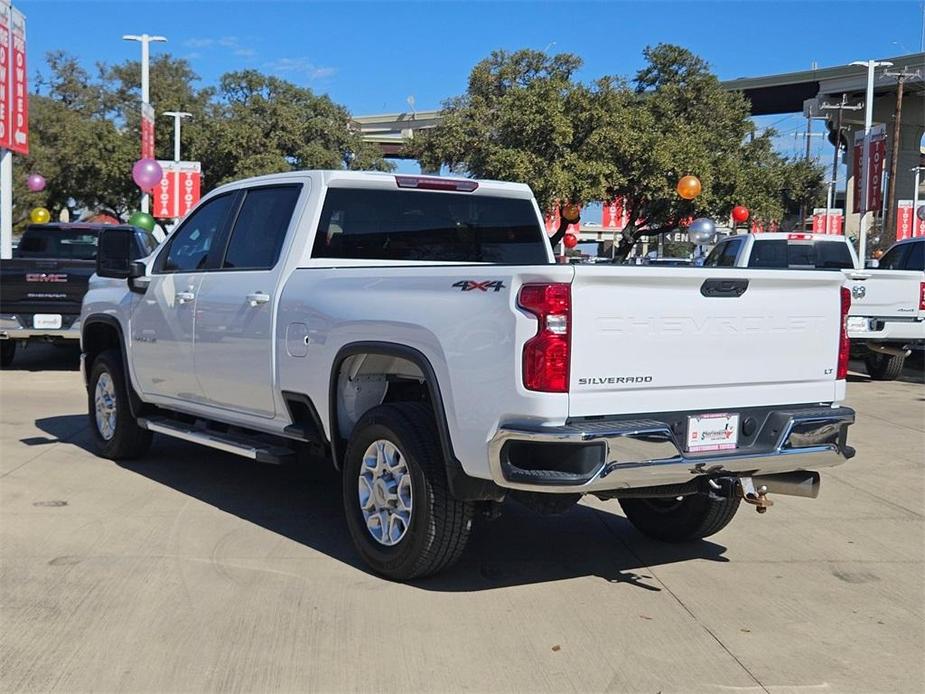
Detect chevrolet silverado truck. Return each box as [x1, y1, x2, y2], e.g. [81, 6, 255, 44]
[0, 223, 157, 367]
[705, 232, 924, 380]
[81, 171, 856, 580]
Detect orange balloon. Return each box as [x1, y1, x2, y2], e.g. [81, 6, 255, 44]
[676, 175, 702, 200]
[562, 202, 581, 223]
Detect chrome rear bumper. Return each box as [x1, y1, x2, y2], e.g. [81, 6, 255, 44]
[488, 406, 855, 494]
[0, 315, 80, 341]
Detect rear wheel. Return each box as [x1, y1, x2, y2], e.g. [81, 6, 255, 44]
[342, 402, 474, 580]
[0, 340, 15, 368]
[87, 349, 152, 460]
[619, 493, 740, 542]
[864, 352, 905, 381]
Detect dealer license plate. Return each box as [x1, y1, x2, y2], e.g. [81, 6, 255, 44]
[687, 413, 739, 453]
[33, 314, 62, 330]
[847, 316, 869, 332]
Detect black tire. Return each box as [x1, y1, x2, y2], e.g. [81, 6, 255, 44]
[0, 340, 15, 368]
[864, 352, 905, 381]
[87, 349, 152, 460]
[619, 493, 740, 543]
[342, 402, 474, 580]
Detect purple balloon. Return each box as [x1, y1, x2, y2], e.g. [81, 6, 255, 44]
[27, 174, 46, 192]
[917, 205, 925, 222]
[132, 158, 163, 191]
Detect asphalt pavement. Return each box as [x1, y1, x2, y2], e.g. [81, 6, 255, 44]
[1, 343, 923, 693]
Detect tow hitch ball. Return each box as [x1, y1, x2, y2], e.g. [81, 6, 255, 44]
[737, 476, 773, 514]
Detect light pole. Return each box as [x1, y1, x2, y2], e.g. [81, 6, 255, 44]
[849, 59, 892, 262]
[123, 33, 167, 213]
[162, 111, 191, 162]
[913, 165, 923, 227]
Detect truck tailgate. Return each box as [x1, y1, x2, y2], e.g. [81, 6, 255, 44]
[844, 269, 923, 320]
[568, 266, 844, 417]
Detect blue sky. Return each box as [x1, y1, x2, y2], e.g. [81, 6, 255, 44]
[17, 0, 925, 168]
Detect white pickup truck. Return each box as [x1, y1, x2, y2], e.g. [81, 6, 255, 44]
[82, 171, 855, 579]
[705, 233, 924, 380]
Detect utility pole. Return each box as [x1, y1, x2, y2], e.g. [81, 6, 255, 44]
[162, 111, 191, 162]
[882, 67, 921, 243]
[850, 59, 893, 262]
[122, 33, 167, 213]
[795, 118, 823, 228]
[820, 94, 864, 234]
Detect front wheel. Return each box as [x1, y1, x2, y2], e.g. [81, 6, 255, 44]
[619, 493, 740, 542]
[342, 402, 474, 580]
[864, 352, 905, 381]
[87, 349, 152, 460]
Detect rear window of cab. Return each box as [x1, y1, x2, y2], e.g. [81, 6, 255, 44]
[311, 187, 549, 264]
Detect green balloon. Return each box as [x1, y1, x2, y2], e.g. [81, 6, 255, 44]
[128, 211, 155, 232]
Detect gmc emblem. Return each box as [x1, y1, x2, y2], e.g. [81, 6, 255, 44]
[26, 273, 68, 283]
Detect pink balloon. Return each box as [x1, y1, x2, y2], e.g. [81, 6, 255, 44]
[27, 174, 46, 192]
[132, 158, 163, 191]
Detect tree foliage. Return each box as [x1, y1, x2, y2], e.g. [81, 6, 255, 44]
[412, 44, 826, 253]
[12, 52, 390, 229]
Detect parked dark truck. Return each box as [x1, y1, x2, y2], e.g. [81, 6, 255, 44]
[0, 223, 157, 367]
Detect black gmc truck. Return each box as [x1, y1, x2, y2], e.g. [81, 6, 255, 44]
[0, 223, 157, 367]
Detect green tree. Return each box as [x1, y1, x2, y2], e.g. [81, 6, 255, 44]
[413, 44, 825, 254]
[13, 52, 391, 230]
[411, 49, 600, 241]
[195, 70, 391, 186]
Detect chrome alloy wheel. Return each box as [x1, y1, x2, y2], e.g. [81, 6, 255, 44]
[358, 439, 413, 546]
[94, 372, 117, 441]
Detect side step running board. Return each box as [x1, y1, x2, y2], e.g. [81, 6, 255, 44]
[139, 416, 295, 464]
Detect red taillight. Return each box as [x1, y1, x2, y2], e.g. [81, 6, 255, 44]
[788, 233, 811, 240]
[519, 283, 571, 392]
[919, 282, 925, 311]
[838, 286, 850, 380]
[394, 175, 478, 192]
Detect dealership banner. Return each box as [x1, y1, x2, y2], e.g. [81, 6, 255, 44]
[141, 103, 155, 159]
[601, 198, 629, 230]
[0, 2, 10, 150]
[153, 161, 201, 220]
[895, 200, 924, 241]
[854, 125, 886, 214]
[812, 208, 844, 235]
[7, 3, 25, 154]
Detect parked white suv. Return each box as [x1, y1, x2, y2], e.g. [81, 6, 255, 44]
[81, 171, 855, 579]
[705, 232, 924, 380]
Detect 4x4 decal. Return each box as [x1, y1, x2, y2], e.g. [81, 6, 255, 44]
[452, 280, 506, 292]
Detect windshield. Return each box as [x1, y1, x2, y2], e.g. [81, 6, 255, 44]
[312, 188, 549, 264]
[747, 239, 854, 270]
[16, 226, 100, 260]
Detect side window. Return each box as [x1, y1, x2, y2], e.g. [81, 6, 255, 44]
[702, 241, 727, 268]
[133, 231, 159, 259]
[902, 240, 924, 271]
[877, 245, 907, 270]
[161, 194, 234, 273]
[222, 186, 301, 270]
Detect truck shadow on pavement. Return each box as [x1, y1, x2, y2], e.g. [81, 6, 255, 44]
[35, 414, 731, 592]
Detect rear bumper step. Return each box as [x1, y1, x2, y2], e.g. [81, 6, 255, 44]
[488, 406, 855, 493]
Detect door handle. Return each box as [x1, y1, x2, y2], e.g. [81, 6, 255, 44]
[175, 291, 195, 304]
[246, 291, 271, 307]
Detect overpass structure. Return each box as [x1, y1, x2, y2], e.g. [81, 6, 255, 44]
[354, 52, 924, 237]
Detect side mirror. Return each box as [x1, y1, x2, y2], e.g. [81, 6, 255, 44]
[97, 227, 138, 279]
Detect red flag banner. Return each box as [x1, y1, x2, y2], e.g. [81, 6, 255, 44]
[153, 161, 202, 220]
[865, 125, 886, 214]
[141, 103, 155, 159]
[0, 2, 10, 150]
[8, 5, 26, 154]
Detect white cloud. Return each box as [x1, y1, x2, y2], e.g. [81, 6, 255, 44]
[264, 57, 336, 80]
